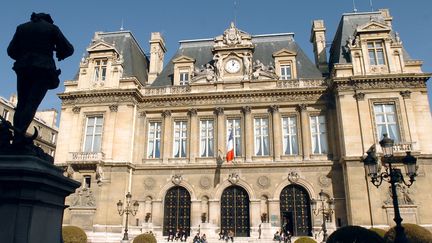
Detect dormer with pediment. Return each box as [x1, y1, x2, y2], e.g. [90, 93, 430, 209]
[172, 55, 195, 85]
[273, 48, 298, 80]
[329, 9, 424, 78]
[65, 31, 149, 92]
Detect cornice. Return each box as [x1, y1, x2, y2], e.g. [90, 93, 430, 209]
[59, 88, 144, 105]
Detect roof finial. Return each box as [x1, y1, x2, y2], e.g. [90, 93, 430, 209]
[352, 0, 358, 13]
[120, 19, 124, 31]
[233, 0, 238, 26]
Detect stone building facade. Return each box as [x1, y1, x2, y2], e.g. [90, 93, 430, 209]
[1, 94, 58, 155]
[55, 9, 432, 242]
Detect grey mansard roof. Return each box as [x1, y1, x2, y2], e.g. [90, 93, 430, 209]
[329, 11, 412, 70]
[77, 31, 149, 85]
[152, 33, 323, 87]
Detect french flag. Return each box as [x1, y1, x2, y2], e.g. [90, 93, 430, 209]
[226, 129, 234, 162]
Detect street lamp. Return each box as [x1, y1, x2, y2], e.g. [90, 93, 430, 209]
[362, 134, 418, 243]
[117, 192, 139, 241]
[311, 189, 335, 242]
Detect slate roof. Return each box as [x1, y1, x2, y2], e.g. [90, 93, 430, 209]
[77, 31, 149, 85]
[151, 33, 323, 87]
[329, 11, 412, 70]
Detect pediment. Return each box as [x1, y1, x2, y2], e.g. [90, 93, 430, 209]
[87, 41, 117, 53]
[273, 48, 297, 57]
[172, 55, 195, 63]
[357, 21, 391, 33]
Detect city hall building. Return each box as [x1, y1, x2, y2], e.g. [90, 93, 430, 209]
[55, 9, 432, 242]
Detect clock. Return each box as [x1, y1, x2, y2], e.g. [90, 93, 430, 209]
[225, 59, 241, 74]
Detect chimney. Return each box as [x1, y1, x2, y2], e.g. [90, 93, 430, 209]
[379, 9, 393, 27]
[310, 20, 328, 74]
[148, 32, 167, 84]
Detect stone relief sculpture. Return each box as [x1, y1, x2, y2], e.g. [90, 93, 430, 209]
[192, 63, 215, 82]
[71, 187, 96, 207]
[213, 54, 224, 81]
[223, 22, 242, 46]
[252, 59, 278, 79]
[384, 183, 414, 205]
[242, 52, 252, 79]
[96, 165, 104, 185]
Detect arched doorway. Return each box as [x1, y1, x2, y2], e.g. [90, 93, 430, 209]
[220, 186, 250, 237]
[163, 186, 191, 236]
[279, 184, 312, 236]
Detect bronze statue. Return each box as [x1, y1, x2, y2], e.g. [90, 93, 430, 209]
[6, 12, 74, 146]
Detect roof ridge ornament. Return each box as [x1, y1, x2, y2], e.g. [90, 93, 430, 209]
[213, 22, 253, 50]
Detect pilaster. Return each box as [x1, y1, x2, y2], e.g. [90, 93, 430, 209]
[242, 106, 253, 162]
[298, 104, 311, 160]
[269, 105, 282, 161]
[162, 110, 172, 163]
[188, 109, 198, 163]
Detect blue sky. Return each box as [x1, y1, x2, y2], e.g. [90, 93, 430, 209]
[0, 1, 431, 113]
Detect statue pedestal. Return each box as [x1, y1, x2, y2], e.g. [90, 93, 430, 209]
[0, 155, 80, 243]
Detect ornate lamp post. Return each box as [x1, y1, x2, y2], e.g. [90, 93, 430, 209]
[117, 192, 139, 241]
[362, 134, 418, 243]
[311, 189, 335, 242]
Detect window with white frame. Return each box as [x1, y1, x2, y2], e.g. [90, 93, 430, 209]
[254, 117, 270, 156]
[280, 64, 292, 80]
[147, 121, 162, 158]
[227, 118, 242, 157]
[83, 116, 103, 152]
[367, 41, 386, 65]
[282, 116, 298, 155]
[2, 109, 9, 120]
[200, 119, 214, 157]
[310, 115, 328, 154]
[179, 71, 189, 85]
[83, 175, 91, 188]
[173, 121, 187, 158]
[94, 59, 107, 81]
[374, 103, 400, 143]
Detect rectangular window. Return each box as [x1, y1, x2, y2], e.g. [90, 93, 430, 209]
[368, 41, 385, 65]
[83, 116, 103, 152]
[2, 109, 9, 120]
[147, 122, 162, 158]
[83, 175, 91, 188]
[173, 121, 187, 158]
[280, 65, 292, 80]
[374, 104, 400, 143]
[282, 116, 298, 155]
[254, 118, 270, 156]
[310, 115, 328, 154]
[179, 71, 189, 85]
[200, 120, 214, 157]
[227, 119, 242, 157]
[94, 59, 107, 81]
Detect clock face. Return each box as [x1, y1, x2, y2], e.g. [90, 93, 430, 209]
[225, 59, 241, 74]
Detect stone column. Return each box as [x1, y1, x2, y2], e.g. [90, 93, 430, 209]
[269, 105, 282, 161]
[214, 107, 225, 158]
[188, 109, 198, 163]
[242, 106, 253, 162]
[162, 110, 172, 163]
[298, 104, 310, 160]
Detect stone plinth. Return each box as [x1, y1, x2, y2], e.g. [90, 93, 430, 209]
[0, 155, 80, 243]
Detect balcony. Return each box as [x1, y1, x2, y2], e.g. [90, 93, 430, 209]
[69, 152, 105, 162]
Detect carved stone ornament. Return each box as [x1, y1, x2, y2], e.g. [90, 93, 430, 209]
[71, 187, 96, 207]
[161, 110, 172, 118]
[400, 90, 411, 99]
[172, 174, 183, 185]
[72, 106, 81, 114]
[287, 171, 300, 183]
[268, 105, 279, 113]
[223, 22, 242, 46]
[318, 174, 331, 188]
[257, 176, 270, 189]
[144, 177, 156, 190]
[214, 107, 224, 116]
[109, 104, 118, 112]
[241, 106, 251, 114]
[228, 172, 240, 184]
[64, 165, 74, 178]
[296, 104, 307, 112]
[96, 165, 104, 185]
[384, 183, 414, 205]
[188, 108, 197, 117]
[199, 176, 211, 189]
[353, 92, 365, 101]
[139, 111, 147, 117]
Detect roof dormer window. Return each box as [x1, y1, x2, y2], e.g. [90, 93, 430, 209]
[367, 41, 386, 65]
[94, 59, 107, 81]
[179, 71, 189, 85]
[280, 64, 292, 80]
